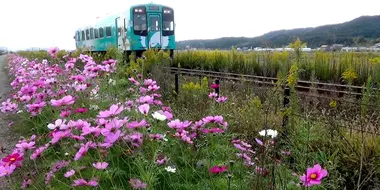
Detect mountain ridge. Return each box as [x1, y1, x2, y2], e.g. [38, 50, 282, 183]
[176, 15, 380, 49]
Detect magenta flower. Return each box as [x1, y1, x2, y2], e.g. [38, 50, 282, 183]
[60, 110, 71, 118]
[2, 153, 23, 167]
[300, 164, 328, 187]
[209, 165, 227, 174]
[74, 108, 88, 113]
[92, 162, 109, 170]
[210, 83, 219, 89]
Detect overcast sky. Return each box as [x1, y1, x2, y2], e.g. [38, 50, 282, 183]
[1, 0, 379, 50]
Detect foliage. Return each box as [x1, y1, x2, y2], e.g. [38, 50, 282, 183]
[1, 47, 380, 190]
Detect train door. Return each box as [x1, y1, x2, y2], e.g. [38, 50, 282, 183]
[147, 14, 161, 48]
[116, 17, 128, 51]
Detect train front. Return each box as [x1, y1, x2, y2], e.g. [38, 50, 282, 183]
[130, 4, 175, 57]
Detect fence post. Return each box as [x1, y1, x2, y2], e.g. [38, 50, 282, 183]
[282, 86, 290, 136]
[215, 79, 220, 98]
[175, 73, 179, 95]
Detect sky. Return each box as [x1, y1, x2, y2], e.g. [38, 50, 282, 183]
[0, 0, 379, 50]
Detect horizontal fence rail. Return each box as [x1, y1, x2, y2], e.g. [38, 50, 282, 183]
[168, 67, 370, 96]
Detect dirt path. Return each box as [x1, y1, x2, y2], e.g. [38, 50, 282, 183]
[0, 55, 18, 190]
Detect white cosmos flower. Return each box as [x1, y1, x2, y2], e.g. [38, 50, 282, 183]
[108, 79, 116, 86]
[259, 129, 278, 138]
[152, 111, 167, 121]
[165, 166, 176, 173]
[47, 119, 67, 130]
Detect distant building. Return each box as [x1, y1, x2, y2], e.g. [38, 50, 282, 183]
[331, 44, 343, 51]
[320, 45, 330, 51]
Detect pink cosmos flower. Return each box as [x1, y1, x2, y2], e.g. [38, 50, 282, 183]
[209, 165, 227, 174]
[148, 85, 160, 91]
[72, 179, 98, 187]
[15, 141, 35, 151]
[48, 47, 59, 58]
[97, 104, 124, 118]
[168, 119, 192, 131]
[30, 144, 49, 160]
[137, 95, 154, 104]
[129, 178, 147, 189]
[0, 164, 16, 177]
[124, 132, 143, 147]
[144, 79, 156, 86]
[2, 153, 23, 167]
[127, 119, 147, 129]
[74, 107, 88, 114]
[255, 138, 264, 146]
[50, 95, 75, 107]
[92, 162, 108, 170]
[47, 119, 67, 130]
[216, 96, 227, 103]
[138, 104, 150, 115]
[60, 110, 71, 118]
[51, 130, 72, 144]
[64, 169, 75, 178]
[300, 164, 328, 187]
[128, 77, 140, 86]
[208, 92, 218, 98]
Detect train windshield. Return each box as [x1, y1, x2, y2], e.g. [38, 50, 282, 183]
[133, 7, 147, 36]
[162, 8, 174, 36]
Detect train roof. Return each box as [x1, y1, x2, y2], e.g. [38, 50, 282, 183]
[74, 3, 174, 31]
[130, 3, 174, 9]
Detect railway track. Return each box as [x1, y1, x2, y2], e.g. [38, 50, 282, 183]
[168, 67, 368, 97]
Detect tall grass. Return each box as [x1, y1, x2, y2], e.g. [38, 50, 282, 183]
[173, 49, 380, 86]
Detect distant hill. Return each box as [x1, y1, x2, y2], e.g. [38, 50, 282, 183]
[176, 15, 380, 49]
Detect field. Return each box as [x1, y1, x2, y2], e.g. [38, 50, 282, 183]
[1, 42, 380, 190]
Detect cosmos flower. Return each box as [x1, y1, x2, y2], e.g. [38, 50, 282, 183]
[92, 162, 109, 170]
[300, 164, 328, 187]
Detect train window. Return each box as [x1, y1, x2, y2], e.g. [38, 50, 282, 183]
[86, 29, 90, 40]
[149, 17, 160, 31]
[133, 13, 147, 36]
[90, 28, 94, 39]
[81, 31, 85, 41]
[76, 32, 80, 41]
[99, 27, 104, 38]
[94, 29, 99, 39]
[124, 19, 127, 32]
[105, 27, 112, 37]
[162, 8, 174, 36]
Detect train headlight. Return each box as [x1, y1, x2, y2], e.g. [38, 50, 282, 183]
[164, 10, 171, 14]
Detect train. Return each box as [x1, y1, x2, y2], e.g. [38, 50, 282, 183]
[74, 3, 176, 58]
